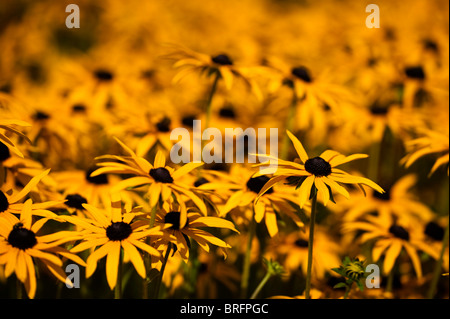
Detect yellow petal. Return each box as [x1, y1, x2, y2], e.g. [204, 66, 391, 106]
[8, 169, 50, 203]
[286, 130, 309, 163]
[153, 150, 166, 168]
[254, 200, 265, 223]
[122, 240, 146, 278]
[383, 240, 403, 275]
[106, 241, 121, 290]
[265, 209, 278, 237]
[172, 162, 204, 179]
[314, 178, 330, 206]
[298, 175, 315, 208]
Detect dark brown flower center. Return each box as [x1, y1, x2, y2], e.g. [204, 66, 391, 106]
[106, 222, 132, 241]
[0, 142, 11, 162]
[291, 66, 312, 83]
[33, 111, 51, 121]
[305, 157, 331, 177]
[219, 106, 236, 119]
[8, 223, 37, 250]
[156, 117, 171, 132]
[65, 194, 88, 210]
[212, 54, 233, 66]
[404, 66, 426, 80]
[85, 167, 109, 185]
[294, 239, 309, 248]
[149, 167, 173, 183]
[373, 189, 391, 201]
[0, 191, 9, 213]
[94, 69, 114, 81]
[370, 102, 390, 115]
[181, 115, 197, 128]
[389, 225, 410, 241]
[246, 176, 274, 195]
[424, 222, 444, 241]
[164, 211, 185, 230]
[72, 104, 87, 113]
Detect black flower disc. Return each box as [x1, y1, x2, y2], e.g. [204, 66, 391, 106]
[305, 157, 332, 177]
[246, 176, 274, 194]
[212, 54, 233, 66]
[106, 222, 132, 241]
[389, 225, 410, 241]
[8, 224, 37, 250]
[0, 191, 9, 213]
[150, 167, 174, 183]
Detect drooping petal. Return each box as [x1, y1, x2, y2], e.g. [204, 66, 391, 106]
[121, 240, 146, 279]
[383, 240, 403, 275]
[106, 241, 121, 290]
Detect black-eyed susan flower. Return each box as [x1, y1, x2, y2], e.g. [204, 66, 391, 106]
[0, 118, 31, 159]
[169, 45, 263, 101]
[401, 128, 449, 176]
[265, 227, 341, 280]
[52, 166, 141, 210]
[334, 174, 435, 223]
[66, 194, 168, 291]
[255, 130, 385, 208]
[342, 213, 439, 280]
[92, 137, 207, 214]
[153, 200, 238, 262]
[0, 199, 85, 299]
[203, 165, 305, 237]
[0, 169, 61, 221]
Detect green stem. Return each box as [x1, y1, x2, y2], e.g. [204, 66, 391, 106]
[250, 272, 272, 299]
[115, 248, 124, 299]
[343, 283, 352, 299]
[304, 191, 318, 299]
[143, 205, 158, 299]
[427, 219, 449, 299]
[154, 242, 172, 299]
[280, 93, 298, 160]
[240, 214, 256, 298]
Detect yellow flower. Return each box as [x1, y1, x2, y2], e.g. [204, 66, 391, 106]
[266, 227, 341, 280]
[0, 169, 61, 221]
[254, 130, 384, 208]
[334, 174, 435, 223]
[0, 118, 31, 159]
[153, 200, 238, 262]
[66, 194, 168, 290]
[202, 165, 305, 237]
[401, 128, 449, 176]
[92, 137, 207, 214]
[169, 45, 263, 100]
[0, 199, 85, 298]
[342, 213, 439, 279]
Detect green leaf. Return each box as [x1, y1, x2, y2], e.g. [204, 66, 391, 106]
[334, 283, 348, 289]
[356, 281, 365, 291]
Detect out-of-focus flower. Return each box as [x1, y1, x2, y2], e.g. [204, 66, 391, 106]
[401, 128, 449, 176]
[153, 200, 238, 262]
[343, 213, 440, 279]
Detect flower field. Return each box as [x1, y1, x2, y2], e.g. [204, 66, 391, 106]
[0, 0, 448, 300]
